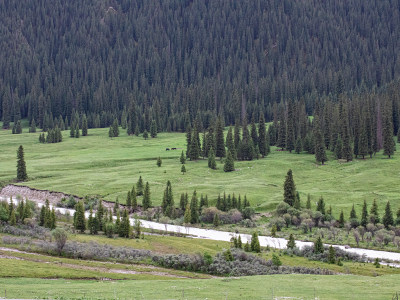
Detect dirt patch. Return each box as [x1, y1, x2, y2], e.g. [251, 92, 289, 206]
[0, 184, 115, 208]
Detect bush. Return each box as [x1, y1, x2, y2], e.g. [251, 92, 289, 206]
[52, 228, 68, 255]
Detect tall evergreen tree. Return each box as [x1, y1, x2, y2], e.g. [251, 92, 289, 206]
[225, 127, 236, 159]
[142, 182, 151, 210]
[208, 147, 217, 169]
[150, 119, 157, 138]
[370, 199, 380, 224]
[17, 145, 28, 181]
[74, 201, 86, 233]
[361, 200, 368, 227]
[382, 201, 394, 229]
[190, 191, 199, 224]
[223, 150, 235, 172]
[136, 176, 144, 196]
[82, 114, 88, 136]
[215, 117, 226, 159]
[189, 124, 201, 160]
[283, 169, 296, 206]
[258, 113, 268, 157]
[383, 102, 395, 158]
[180, 151, 186, 164]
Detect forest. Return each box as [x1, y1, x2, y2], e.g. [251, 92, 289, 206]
[1, 0, 400, 132]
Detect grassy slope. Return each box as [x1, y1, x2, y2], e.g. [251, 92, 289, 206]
[1, 275, 400, 299]
[0, 124, 399, 216]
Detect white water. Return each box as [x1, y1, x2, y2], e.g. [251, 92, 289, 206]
[2, 196, 400, 263]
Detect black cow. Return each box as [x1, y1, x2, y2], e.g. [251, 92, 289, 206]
[166, 148, 170, 151]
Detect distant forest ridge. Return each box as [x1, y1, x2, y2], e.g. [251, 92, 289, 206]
[1, 0, 400, 131]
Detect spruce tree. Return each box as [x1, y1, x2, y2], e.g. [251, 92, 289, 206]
[283, 169, 296, 206]
[328, 245, 336, 264]
[225, 127, 236, 159]
[157, 156, 162, 167]
[181, 164, 186, 175]
[143, 130, 149, 140]
[370, 199, 380, 224]
[339, 210, 345, 227]
[335, 134, 343, 159]
[136, 176, 144, 196]
[317, 197, 326, 215]
[190, 191, 199, 224]
[315, 127, 327, 165]
[184, 204, 191, 224]
[382, 201, 394, 229]
[342, 122, 353, 162]
[208, 147, 217, 169]
[126, 191, 132, 210]
[286, 103, 295, 152]
[383, 106, 395, 158]
[74, 201, 86, 233]
[361, 200, 368, 227]
[223, 150, 235, 172]
[150, 120, 157, 138]
[250, 232, 261, 253]
[185, 125, 192, 156]
[131, 186, 137, 211]
[258, 113, 268, 157]
[287, 233, 296, 249]
[358, 124, 368, 159]
[314, 236, 324, 254]
[142, 182, 151, 210]
[75, 124, 80, 138]
[215, 117, 226, 159]
[180, 151, 186, 164]
[295, 137, 302, 154]
[17, 145, 28, 181]
[213, 213, 220, 227]
[306, 194, 311, 209]
[234, 121, 241, 150]
[70, 125, 75, 137]
[82, 114, 88, 136]
[189, 124, 201, 160]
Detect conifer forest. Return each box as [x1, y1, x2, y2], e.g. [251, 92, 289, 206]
[1, 1, 400, 299]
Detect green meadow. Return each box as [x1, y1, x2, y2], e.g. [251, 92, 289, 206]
[1, 123, 399, 216]
[1, 275, 399, 299]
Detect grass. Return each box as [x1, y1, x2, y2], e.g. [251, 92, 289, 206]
[1, 124, 400, 217]
[1, 275, 400, 299]
[69, 232, 230, 255]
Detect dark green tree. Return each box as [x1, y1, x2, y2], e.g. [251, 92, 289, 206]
[370, 199, 380, 224]
[181, 164, 186, 175]
[328, 245, 336, 264]
[208, 147, 217, 169]
[142, 182, 151, 210]
[287, 233, 296, 249]
[190, 191, 199, 224]
[150, 119, 157, 138]
[283, 169, 296, 206]
[382, 201, 394, 229]
[136, 176, 144, 196]
[223, 150, 235, 172]
[180, 151, 186, 164]
[143, 130, 149, 140]
[17, 145, 28, 181]
[215, 117, 226, 159]
[157, 156, 162, 167]
[258, 113, 268, 157]
[361, 200, 368, 227]
[82, 114, 88, 136]
[314, 236, 324, 254]
[250, 232, 261, 253]
[74, 201, 86, 233]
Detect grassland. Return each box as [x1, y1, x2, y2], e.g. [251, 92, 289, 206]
[1, 275, 399, 299]
[1, 123, 399, 217]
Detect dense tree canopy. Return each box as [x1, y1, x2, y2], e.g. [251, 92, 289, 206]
[1, 0, 400, 132]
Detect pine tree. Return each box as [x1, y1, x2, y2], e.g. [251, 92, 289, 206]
[328, 245, 336, 264]
[75, 124, 80, 138]
[335, 134, 343, 159]
[316, 197, 326, 215]
[215, 117, 226, 159]
[382, 201, 394, 229]
[283, 169, 296, 206]
[339, 210, 345, 227]
[157, 156, 162, 167]
[180, 151, 186, 164]
[143, 130, 149, 139]
[184, 204, 191, 224]
[181, 164, 186, 175]
[234, 121, 241, 150]
[237, 235, 242, 248]
[10, 209, 16, 225]
[225, 127, 236, 159]
[315, 127, 327, 165]
[258, 113, 268, 157]
[136, 176, 144, 196]
[119, 209, 130, 238]
[126, 191, 132, 211]
[350, 204, 357, 220]
[208, 147, 217, 169]
[190, 191, 199, 224]
[50, 208, 56, 229]
[286, 102, 295, 152]
[358, 123, 368, 159]
[342, 122, 353, 162]
[314, 236, 324, 254]
[287, 233, 296, 249]
[17, 145, 28, 181]
[361, 200, 368, 227]
[383, 103, 395, 158]
[295, 137, 302, 154]
[70, 124, 75, 137]
[142, 182, 151, 210]
[131, 186, 137, 211]
[189, 123, 201, 160]
[223, 150, 235, 172]
[370, 199, 380, 224]
[74, 201, 86, 233]
[294, 192, 301, 210]
[82, 114, 88, 136]
[306, 194, 311, 209]
[185, 125, 192, 156]
[250, 232, 261, 253]
[213, 213, 220, 227]
[150, 120, 157, 138]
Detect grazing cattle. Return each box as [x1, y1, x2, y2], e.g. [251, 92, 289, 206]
[172, 147, 177, 150]
[166, 148, 170, 151]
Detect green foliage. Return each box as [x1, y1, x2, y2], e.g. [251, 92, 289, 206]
[250, 232, 260, 253]
[142, 182, 151, 210]
[136, 176, 144, 196]
[52, 228, 68, 255]
[208, 147, 217, 170]
[181, 164, 186, 175]
[156, 156, 162, 167]
[150, 120, 157, 138]
[190, 191, 199, 224]
[74, 201, 86, 233]
[314, 236, 324, 254]
[223, 150, 235, 172]
[271, 254, 282, 266]
[17, 145, 27, 181]
[143, 130, 149, 140]
[287, 234, 296, 249]
[215, 117, 225, 159]
[180, 151, 186, 164]
[213, 213, 220, 227]
[283, 169, 296, 206]
[382, 201, 394, 229]
[328, 246, 336, 264]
